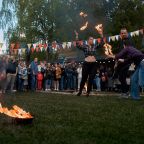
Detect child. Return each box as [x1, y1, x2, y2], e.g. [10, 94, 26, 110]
[37, 69, 43, 90]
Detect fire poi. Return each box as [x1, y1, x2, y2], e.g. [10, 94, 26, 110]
[0, 103, 33, 119]
[95, 24, 103, 35]
[79, 11, 88, 18]
[80, 21, 88, 31]
[103, 43, 113, 56]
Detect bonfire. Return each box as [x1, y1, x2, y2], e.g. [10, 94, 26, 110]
[0, 103, 33, 119]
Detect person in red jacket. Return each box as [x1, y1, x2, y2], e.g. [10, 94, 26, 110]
[37, 70, 43, 90]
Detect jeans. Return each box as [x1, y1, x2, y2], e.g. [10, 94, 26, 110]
[60, 76, 64, 90]
[67, 75, 73, 89]
[95, 77, 101, 91]
[72, 75, 77, 90]
[45, 79, 51, 90]
[31, 75, 37, 91]
[131, 60, 144, 99]
[18, 75, 24, 91]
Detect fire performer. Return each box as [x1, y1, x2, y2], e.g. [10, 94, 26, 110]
[108, 39, 144, 100]
[75, 31, 104, 97]
[113, 28, 135, 97]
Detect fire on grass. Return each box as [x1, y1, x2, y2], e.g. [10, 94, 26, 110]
[0, 103, 33, 119]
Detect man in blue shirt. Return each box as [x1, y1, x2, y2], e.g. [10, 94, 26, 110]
[30, 58, 38, 91]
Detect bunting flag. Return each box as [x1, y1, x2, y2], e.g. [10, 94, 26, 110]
[115, 35, 120, 41]
[31, 47, 35, 53]
[18, 49, 22, 55]
[40, 47, 43, 52]
[62, 42, 67, 49]
[67, 42, 72, 49]
[110, 36, 116, 42]
[33, 44, 37, 49]
[39, 44, 42, 48]
[27, 44, 31, 49]
[44, 43, 47, 49]
[22, 48, 26, 54]
[11, 43, 15, 49]
[36, 47, 39, 52]
[7, 28, 143, 55]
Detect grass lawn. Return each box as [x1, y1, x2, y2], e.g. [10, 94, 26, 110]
[0, 92, 144, 144]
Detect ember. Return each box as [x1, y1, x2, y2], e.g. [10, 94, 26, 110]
[80, 21, 88, 31]
[0, 103, 33, 119]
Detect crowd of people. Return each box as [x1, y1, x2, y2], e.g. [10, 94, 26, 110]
[0, 28, 144, 100]
[0, 55, 122, 93]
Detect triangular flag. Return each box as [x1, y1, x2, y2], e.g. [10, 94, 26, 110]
[31, 47, 35, 53]
[110, 36, 116, 42]
[22, 48, 26, 54]
[18, 49, 22, 55]
[33, 44, 37, 49]
[67, 42, 72, 49]
[135, 30, 139, 36]
[115, 35, 120, 41]
[11, 43, 15, 49]
[44, 44, 47, 49]
[40, 47, 43, 52]
[108, 37, 111, 43]
[39, 44, 42, 48]
[27, 44, 31, 49]
[62, 42, 67, 49]
[93, 39, 97, 45]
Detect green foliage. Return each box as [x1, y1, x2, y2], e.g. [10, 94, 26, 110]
[29, 50, 58, 62]
[0, 0, 144, 59]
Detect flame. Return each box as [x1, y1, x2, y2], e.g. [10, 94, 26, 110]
[80, 21, 88, 31]
[84, 83, 88, 92]
[79, 12, 87, 17]
[0, 103, 33, 119]
[103, 43, 113, 56]
[95, 24, 103, 35]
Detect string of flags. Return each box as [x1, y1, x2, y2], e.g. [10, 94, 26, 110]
[0, 28, 143, 55]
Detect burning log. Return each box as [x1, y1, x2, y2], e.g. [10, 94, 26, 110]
[80, 21, 88, 31]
